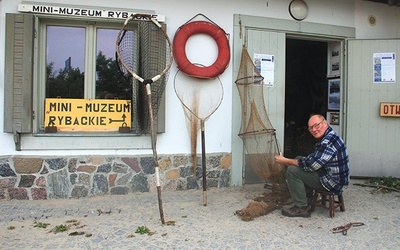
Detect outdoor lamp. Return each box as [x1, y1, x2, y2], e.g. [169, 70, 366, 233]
[289, 0, 308, 21]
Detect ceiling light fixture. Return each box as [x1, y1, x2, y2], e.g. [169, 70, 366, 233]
[289, 0, 309, 21]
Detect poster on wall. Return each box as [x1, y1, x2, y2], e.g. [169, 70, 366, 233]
[328, 78, 340, 111]
[326, 111, 340, 134]
[329, 112, 340, 125]
[328, 42, 340, 76]
[253, 53, 275, 87]
[373, 52, 396, 83]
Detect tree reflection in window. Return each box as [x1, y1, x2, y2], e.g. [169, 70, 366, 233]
[96, 29, 132, 100]
[46, 26, 85, 98]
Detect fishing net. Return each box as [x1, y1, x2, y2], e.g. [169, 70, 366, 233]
[116, 15, 172, 134]
[174, 67, 223, 206]
[173, 14, 227, 206]
[116, 14, 173, 224]
[234, 45, 289, 221]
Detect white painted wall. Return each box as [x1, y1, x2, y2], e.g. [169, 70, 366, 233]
[355, 0, 400, 39]
[0, 0, 398, 157]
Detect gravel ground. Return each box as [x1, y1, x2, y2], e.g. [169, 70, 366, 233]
[0, 179, 399, 249]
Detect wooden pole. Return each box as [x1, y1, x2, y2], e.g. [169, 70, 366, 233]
[146, 83, 165, 224]
[201, 120, 207, 206]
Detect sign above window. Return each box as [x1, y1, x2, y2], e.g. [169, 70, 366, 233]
[44, 98, 132, 132]
[18, 3, 165, 22]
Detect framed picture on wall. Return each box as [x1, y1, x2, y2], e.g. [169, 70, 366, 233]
[328, 78, 340, 110]
[329, 112, 340, 125]
[327, 42, 340, 77]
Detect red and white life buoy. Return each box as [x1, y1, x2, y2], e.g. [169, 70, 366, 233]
[173, 21, 230, 79]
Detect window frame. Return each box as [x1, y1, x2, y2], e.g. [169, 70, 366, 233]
[36, 17, 129, 132]
[5, 12, 166, 150]
[35, 14, 164, 131]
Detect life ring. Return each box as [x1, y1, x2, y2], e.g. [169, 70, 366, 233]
[173, 21, 230, 79]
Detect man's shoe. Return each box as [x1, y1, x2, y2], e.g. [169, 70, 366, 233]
[281, 205, 311, 218]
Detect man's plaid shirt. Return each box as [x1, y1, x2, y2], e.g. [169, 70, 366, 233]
[298, 126, 349, 194]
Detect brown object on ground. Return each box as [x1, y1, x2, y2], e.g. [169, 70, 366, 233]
[235, 201, 274, 222]
[235, 184, 290, 221]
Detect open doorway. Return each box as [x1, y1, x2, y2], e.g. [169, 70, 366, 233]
[284, 38, 328, 158]
[243, 37, 329, 184]
[232, 15, 353, 186]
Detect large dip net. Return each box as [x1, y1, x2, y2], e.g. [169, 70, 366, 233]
[116, 14, 173, 225]
[234, 45, 289, 221]
[173, 14, 228, 206]
[174, 68, 223, 206]
[116, 15, 172, 135]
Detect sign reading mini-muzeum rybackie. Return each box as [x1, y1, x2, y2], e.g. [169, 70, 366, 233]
[44, 98, 131, 132]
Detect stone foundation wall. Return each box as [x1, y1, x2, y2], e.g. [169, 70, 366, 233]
[0, 153, 231, 200]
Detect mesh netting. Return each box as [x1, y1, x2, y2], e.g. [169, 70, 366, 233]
[235, 45, 289, 221]
[235, 45, 285, 184]
[116, 14, 173, 225]
[116, 19, 171, 134]
[174, 70, 223, 122]
[174, 69, 223, 180]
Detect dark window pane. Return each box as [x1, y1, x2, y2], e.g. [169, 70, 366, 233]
[46, 26, 85, 98]
[96, 28, 132, 100]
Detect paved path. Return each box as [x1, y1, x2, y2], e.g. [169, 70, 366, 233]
[0, 179, 399, 249]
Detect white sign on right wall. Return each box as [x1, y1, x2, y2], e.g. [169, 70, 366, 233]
[373, 52, 396, 83]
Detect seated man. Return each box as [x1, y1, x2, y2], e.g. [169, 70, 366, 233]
[275, 114, 349, 217]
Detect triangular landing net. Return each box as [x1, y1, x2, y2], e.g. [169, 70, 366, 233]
[234, 45, 289, 221]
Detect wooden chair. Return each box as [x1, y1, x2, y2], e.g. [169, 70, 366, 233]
[311, 189, 345, 218]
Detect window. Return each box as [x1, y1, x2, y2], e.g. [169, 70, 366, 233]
[44, 25, 132, 100]
[96, 29, 132, 100]
[4, 12, 167, 150]
[45, 26, 86, 99]
[38, 19, 134, 132]
[36, 17, 165, 134]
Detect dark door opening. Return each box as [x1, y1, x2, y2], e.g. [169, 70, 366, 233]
[284, 38, 328, 158]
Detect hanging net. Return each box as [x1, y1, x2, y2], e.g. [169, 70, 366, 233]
[116, 17, 172, 134]
[174, 69, 223, 173]
[116, 14, 174, 225]
[174, 67, 224, 205]
[234, 45, 289, 221]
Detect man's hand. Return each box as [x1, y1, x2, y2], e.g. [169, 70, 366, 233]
[274, 154, 299, 167]
[274, 154, 286, 165]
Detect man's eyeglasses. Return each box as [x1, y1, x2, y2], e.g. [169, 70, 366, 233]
[308, 120, 324, 131]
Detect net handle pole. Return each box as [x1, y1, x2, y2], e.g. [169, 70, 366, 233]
[201, 120, 207, 206]
[273, 132, 281, 155]
[116, 13, 174, 225]
[146, 82, 165, 224]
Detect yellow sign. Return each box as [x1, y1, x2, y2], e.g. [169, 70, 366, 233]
[380, 102, 400, 117]
[44, 98, 131, 132]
